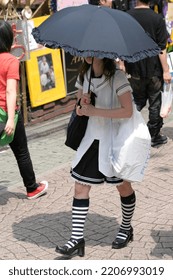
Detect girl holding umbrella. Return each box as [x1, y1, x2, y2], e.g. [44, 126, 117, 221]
[56, 56, 136, 257]
[32, 3, 159, 258]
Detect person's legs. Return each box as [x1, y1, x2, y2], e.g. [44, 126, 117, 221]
[112, 181, 136, 249]
[9, 112, 48, 198]
[129, 76, 147, 111]
[56, 140, 124, 256]
[56, 182, 91, 257]
[9, 112, 37, 190]
[130, 76, 167, 147]
[147, 76, 167, 146]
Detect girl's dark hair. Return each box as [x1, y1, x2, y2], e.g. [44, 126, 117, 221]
[79, 58, 116, 84]
[0, 21, 13, 53]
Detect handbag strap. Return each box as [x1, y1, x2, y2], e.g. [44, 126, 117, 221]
[87, 59, 93, 94]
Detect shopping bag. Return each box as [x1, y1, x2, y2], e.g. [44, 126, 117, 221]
[0, 108, 19, 146]
[110, 104, 151, 182]
[167, 52, 173, 72]
[160, 79, 173, 118]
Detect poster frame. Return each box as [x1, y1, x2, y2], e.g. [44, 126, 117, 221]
[25, 48, 66, 107]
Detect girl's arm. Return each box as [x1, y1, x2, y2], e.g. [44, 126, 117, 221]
[77, 91, 133, 119]
[5, 78, 17, 135]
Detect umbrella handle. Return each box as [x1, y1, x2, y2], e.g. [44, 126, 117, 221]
[87, 57, 94, 94]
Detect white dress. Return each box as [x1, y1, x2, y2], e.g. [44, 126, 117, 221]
[72, 68, 132, 177]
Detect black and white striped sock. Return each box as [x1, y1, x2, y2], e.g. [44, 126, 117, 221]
[116, 192, 136, 240]
[65, 198, 89, 249]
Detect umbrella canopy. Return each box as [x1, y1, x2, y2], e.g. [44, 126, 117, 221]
[32, 4, 160, 63]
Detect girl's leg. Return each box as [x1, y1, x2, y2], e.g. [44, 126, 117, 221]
[9, 112, 48, 199]
[9, 112, 37, 191]
[112, 181, 136, 249]
[68, 181, 91, 242]
[56, 182, 91, 256]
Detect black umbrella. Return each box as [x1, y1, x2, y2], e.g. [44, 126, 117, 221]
[32, 4, 160, 63]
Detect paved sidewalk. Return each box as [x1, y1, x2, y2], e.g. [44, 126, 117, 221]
[0, 114, 173, 260]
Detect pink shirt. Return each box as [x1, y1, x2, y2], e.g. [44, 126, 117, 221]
[0, 52, 20, 111]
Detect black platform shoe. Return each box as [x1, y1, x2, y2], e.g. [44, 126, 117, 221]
[55, 238, 85, 257]
[112, 227, 133, 249]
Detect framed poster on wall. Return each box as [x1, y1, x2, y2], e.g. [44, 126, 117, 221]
[25, 48, 66, 107]
[62, 51, 84, 95]
[25, 15, 66, 107]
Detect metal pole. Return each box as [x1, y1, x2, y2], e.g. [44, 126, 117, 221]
[20, 61, 28, 125]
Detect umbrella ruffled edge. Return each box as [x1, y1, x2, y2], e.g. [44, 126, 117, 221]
[32, 28, 161, 63]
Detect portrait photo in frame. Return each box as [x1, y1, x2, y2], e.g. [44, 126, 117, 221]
[25, 48, 66, 107]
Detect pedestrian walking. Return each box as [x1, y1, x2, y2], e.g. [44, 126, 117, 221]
[124, 0, 172, 147]
[55, 57, 137, 257]
[0, 21, 48, 199]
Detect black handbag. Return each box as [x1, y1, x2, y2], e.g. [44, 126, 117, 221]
[65, 110, 88, 151]
[65, 92, 96, 150]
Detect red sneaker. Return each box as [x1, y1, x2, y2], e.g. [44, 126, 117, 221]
[27, 181, 48, 200]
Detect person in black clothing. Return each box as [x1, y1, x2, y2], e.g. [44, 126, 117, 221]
[124, 0, 172, 147]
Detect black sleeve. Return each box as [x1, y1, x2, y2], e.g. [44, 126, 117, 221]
[155, 15, 169, 50]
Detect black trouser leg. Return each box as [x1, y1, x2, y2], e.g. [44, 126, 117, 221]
[9, 112, 38, 192]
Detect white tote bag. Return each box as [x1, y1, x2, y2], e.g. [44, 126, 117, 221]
[110, 103, 151, 182]
[160, 80, 173, 118]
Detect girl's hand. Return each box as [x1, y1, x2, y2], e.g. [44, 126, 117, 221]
[163, 71, 172, 84]
[78, 104, 95, 117]
[80, 93, 91, 106]
[4, 119, 15, 135]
